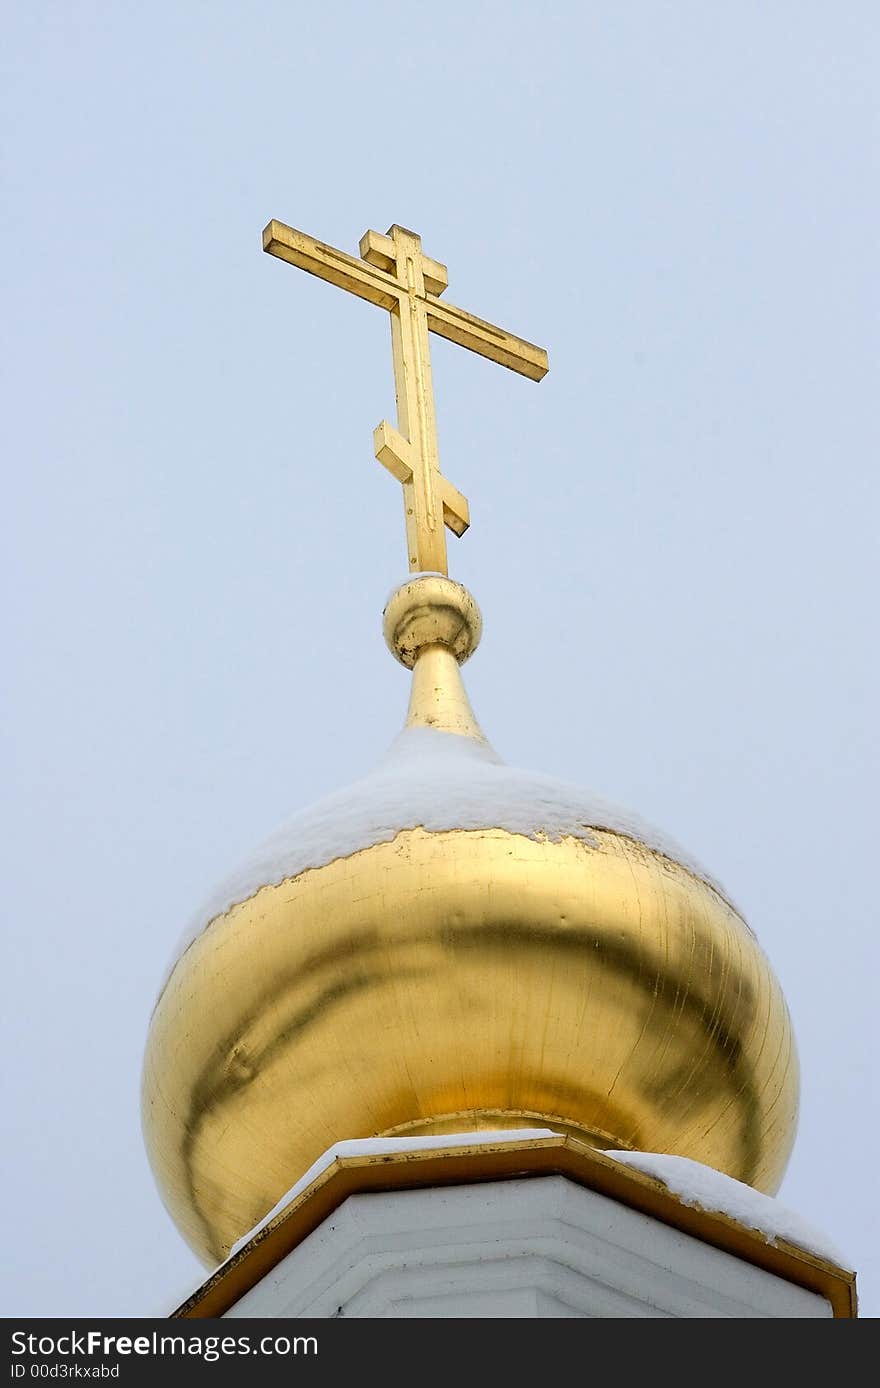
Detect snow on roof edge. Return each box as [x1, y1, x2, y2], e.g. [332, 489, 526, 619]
[216, 1134, 848, 1274]
[607, 1151, 851, 1270]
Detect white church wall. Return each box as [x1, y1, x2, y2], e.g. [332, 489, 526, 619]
[224, 1175, 831, 1319]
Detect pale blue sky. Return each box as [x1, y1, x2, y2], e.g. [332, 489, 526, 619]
[3, 2, 877, 1316]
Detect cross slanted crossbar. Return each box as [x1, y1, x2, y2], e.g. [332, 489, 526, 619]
[263, 219, 549, 575]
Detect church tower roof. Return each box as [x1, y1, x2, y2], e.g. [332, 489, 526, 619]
[142, 220, 798, 1268]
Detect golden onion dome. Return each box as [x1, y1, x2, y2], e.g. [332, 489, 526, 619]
[142, 575, 799, 1267]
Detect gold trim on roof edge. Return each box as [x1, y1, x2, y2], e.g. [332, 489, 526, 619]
[172, 1137, 855, 1319]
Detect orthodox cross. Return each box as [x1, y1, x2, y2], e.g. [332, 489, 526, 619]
[263, 219, 549, 575]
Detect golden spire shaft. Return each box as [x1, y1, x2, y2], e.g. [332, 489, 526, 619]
[262, 219, 549, 575]
[383, 575, 486, 740]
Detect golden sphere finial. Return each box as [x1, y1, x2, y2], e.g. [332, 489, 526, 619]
[383, 574, 482, 670]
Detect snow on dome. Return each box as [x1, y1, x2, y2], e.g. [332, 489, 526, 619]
[606, 1152, 851, 1269]
[175, 726, 732, 962]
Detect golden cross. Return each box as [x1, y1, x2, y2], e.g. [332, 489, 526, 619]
[263, 219, 549, 575]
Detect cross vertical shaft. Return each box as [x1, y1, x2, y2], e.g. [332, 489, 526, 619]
[369, 225, 471, 574]
[388, 227, 446, 573]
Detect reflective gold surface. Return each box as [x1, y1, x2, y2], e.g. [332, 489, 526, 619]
[384, 575, 487, 740]
[263, 219, 548, 574]
[383, 575, 482, 669]
[143, 819, 799, 1266]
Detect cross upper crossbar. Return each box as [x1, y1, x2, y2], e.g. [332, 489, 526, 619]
[263, 218, 548, 574]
